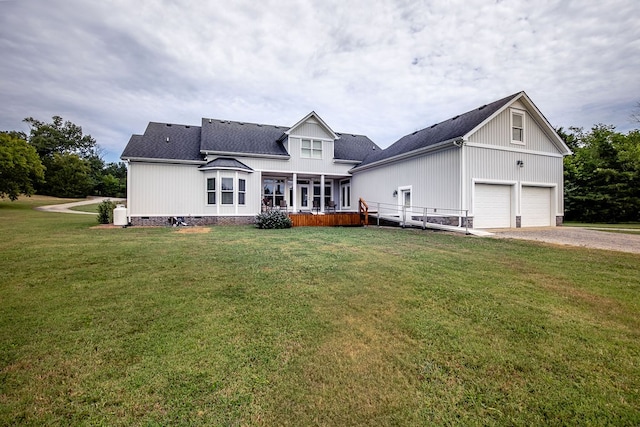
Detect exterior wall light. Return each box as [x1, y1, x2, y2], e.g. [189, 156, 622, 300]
[393, 190, 398, 197]
[517, 160, 524, 167]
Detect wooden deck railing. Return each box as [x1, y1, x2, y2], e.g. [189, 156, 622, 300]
[358, 198, 369, 226]
[289, 212, 361, 227]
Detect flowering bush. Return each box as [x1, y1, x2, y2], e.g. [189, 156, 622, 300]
[255, 210, 292, 229]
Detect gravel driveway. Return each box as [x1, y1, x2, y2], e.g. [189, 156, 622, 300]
[490, 227, 640, 254]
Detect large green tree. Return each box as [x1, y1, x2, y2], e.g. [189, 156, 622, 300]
[23, 116, 98, 197]
[0, 132, 45, 200]
[562, 125, 640, 222]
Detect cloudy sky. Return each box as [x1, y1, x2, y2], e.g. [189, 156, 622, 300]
[1, 0, 639, 163]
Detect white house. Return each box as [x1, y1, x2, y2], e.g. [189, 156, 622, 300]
[121, 112, 379, 226]
[121, 91, 571, 229]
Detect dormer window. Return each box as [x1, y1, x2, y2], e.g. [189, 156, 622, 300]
[301, 139, 322, 159]
[511, 109, 525, 144]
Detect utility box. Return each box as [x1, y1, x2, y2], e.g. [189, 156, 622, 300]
[113, 205, 127, 226]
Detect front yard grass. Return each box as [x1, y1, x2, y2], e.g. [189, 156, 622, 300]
[1, 197, 639, 425]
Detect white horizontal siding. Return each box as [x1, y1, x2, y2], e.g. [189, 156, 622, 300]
[352, 148, 460, 209]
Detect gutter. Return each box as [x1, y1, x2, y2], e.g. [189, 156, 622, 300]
[350, 137, 464, 173]
[120, 157, 206, 165]
[201, 150, 290, 160]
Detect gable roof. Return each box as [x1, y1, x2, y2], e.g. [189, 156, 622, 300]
[355, 93, 519, 168]
[286, 111, 339, 140]
[121, 122, 203, 162]
[122, 114, 380, 163]
[200, 119, 290, 157]
[353, 91, 571, 170]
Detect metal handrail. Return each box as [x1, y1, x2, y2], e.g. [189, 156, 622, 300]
[362, 200, 470, 234]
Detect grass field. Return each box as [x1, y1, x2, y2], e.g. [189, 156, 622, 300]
[1, 196, 639, 426]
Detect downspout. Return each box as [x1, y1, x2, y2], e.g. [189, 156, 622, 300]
[125, 160, 131, 223]
[453, 138, 465, 227]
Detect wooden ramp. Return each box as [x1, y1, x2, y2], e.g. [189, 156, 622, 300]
[368, 213, 492, 236]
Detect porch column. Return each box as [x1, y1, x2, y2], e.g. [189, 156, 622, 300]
[292, 173, 297, 212]
[320, 174, 325, 213]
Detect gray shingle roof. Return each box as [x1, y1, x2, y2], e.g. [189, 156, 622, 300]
[334, 133, 380, 161]
[122, 116, 381, 163]
[121, 122, 202, 161]
[357, 92, 520, 167]
[199, 157, 254, 171]
[200, 119, 289, 157]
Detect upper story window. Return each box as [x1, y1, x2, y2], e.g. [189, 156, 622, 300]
[301, 139, 322, 159]
[511, 110, 525, 145]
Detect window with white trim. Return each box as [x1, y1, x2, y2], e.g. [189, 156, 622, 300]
[221, 177, 234, 204]
[238, 179, 246, 205]
[511, 110, 525, 144]
[207, 178, 216, 205]
[301, 139, 322, 159]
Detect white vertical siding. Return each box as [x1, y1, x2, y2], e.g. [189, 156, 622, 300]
[129, 163, 261, 217]
[290, 122, 333, 139]
[352, 148, 461, 209]
[464, 146, 564, 215]
[468, 108, 563, 154]
[242, 141, 355, 176]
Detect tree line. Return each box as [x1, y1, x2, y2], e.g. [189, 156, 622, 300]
[559, 124, 640, 223]
[1, 116, 126, 200]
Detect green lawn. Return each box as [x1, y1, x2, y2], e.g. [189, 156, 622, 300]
[68, 203, 100, 214]
[1, 197, 639, 426]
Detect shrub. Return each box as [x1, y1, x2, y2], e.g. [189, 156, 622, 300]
[255, 210, 292, 229]
[97, 199, 116, 224]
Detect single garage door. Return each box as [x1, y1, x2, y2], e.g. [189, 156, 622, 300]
[521, 186, 552, 227]
[474, 184, 511, 228]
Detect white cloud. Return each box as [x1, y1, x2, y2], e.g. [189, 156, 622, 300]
[0, 0, 638, 162]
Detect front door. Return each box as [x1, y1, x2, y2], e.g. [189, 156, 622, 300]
[298, 184, 310, 210]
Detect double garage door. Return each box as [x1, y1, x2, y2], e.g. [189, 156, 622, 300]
[474, 184, 552, 228]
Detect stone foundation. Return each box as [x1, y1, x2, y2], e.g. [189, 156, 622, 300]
[130, 216, 255, 227]
[515, 216, 522, 228]
[556, 216, 564, 226]
[411, 216, 471, 228]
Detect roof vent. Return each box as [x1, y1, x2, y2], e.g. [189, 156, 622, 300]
[185, 125, 190, 128]
[166, 123, 172, 127]
[478, 104, 487, 110]
[452, 115, 460, 120]
[208, 119, 212, 123]
[238, 122, 244, 125]
[412, 130, 418, 135]
[257, 124, 262, 127]
[431, 123, 437, 128]
[166, 137, 170, 143]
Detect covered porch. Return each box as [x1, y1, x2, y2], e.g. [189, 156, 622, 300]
[261, 173, 354, 214]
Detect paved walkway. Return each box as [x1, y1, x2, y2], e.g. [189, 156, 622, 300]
[490, 227, 640, 254]
[36, 197, 126, 215]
